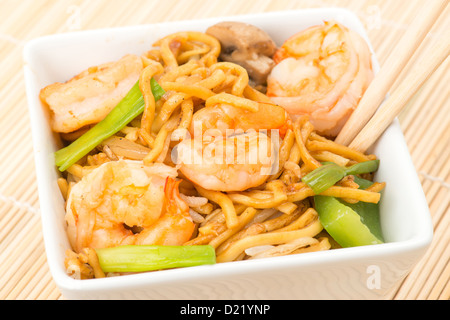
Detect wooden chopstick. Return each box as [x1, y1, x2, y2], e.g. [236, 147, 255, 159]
[348, 37, 450, 153]
[335, 0, 448, 147]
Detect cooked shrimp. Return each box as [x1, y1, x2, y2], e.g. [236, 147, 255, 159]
[175, 131, 277, 192]
[173, 97, 288, 192]
[267, 21, 373, 137]
[40, 54, 144, 133]
[65, 160, 194, 253]
[189, 101, 289, 138]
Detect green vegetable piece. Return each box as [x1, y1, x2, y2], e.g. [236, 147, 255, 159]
[347, 176, 384, 241]
[314, 176, 384, 248]
[54, 79, 165, 172]
[344, 159, 380, 176]
[302, 159, 381, 194]
[302, 163, 346, 194]
[95, 245, 216, 273]
[315, 195, 384, 247]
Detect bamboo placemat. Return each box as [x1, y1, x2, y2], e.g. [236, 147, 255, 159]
[0, 0, 448, 300]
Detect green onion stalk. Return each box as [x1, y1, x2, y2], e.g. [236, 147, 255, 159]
[314, 176, 384, 248]
[302, 159, 380, 194]
[95, 245, 216, 273]
[301, 159, 383, 248]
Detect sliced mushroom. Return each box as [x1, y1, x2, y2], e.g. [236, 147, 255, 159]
[206, 21, 277, 86]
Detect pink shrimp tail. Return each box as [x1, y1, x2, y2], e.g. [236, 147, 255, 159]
[164, 177, 190, 217]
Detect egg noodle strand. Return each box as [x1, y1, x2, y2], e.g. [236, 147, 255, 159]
[61, 30, 382, 278]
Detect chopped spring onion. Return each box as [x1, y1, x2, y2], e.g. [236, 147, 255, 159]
[302, 159, 380, 194]
[314, 176, 384, 247]
[302, 162, 346, 194]
[345, 176, 384, 241]
[314, 194, 384, 247]
[95, 245, 216, 273]
[344, 159, 380, 176]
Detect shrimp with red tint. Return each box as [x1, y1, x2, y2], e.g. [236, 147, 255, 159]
[175, 130, 277, 192]
[188, 100, 289, 138]
[267, 21, 374, 137]
[65, 160, 195, 253]
[174, 99, 287, 192]
[40, 54, 144, 133]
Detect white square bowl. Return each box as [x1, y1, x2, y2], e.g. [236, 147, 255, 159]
[23, 8, 433, 300]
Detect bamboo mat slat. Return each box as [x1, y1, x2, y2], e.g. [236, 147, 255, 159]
[0, 0, 448, 300]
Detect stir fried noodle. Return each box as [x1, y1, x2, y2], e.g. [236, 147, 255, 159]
[52, 30, 383, 278]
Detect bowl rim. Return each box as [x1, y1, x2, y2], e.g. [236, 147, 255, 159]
[23, 7, 434, 294]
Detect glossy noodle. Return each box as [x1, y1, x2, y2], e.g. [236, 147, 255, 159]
[40, 22, 383, 279]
